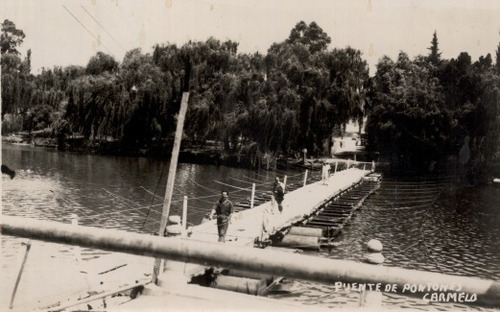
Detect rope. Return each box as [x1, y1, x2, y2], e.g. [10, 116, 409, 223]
[140, 186, 163, 201]
[188, 177, 221, 194]
[175, 193, 221, 201]
[73, 207, 108, 226]
[384, 186, 445, 274]
[57, 195, 105, 226]
[89, 203, 163, 220]
[418, 191, 446, 274]
[141, 164, 167, 231]
[212, 180, 252, 191]
[239, 175, 263, 183]
[229, 176, 258, 185]
[368, 202, 440, 212]
[103, 188, 144, 208]
[244, 171, 273, 179]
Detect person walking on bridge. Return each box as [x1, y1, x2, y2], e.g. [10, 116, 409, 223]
[322, 161, 331, 185]
[272, 177, 285, 213]
[209, 191, 233, 243]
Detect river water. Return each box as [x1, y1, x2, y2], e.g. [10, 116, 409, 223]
[2, 144, 500, 311]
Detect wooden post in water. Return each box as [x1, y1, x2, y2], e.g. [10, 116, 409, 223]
[372, 160, 376, 172]
[303, 169, 308, 186]
[152, 92, 189, 283]
[347, 158, 351, 169]
[283, 175, 287, 189]
[334, 161, 338, 173]
[250, 183, 256, 209]
[182, 196, 188, 235]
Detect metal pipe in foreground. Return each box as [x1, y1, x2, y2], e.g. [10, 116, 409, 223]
[2, 216, 499, 308]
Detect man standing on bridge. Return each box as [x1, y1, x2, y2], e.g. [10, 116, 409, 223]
[272, 177, 285, 213]
[322, 161, 331, 185]
[209, 191, 233, 243]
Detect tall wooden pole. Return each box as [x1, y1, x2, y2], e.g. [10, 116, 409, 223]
[152, 92, 189, 283]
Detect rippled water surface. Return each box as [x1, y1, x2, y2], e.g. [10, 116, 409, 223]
[2, 144, 500, 310]
[285, 177, 500, 310]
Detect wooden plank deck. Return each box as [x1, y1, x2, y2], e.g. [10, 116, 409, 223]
[188, 167, 371, 246]
[178, 168, 371, 277]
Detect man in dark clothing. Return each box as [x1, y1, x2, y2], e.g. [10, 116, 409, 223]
[273, 177, 285, 213]
[209, 191, 233, 242]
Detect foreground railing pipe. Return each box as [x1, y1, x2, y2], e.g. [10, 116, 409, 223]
[2, 216, 499, 308]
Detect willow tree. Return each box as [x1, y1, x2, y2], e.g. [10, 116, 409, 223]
[265, 21, 331, 156]
[164, 38, 240, 148]
[63, 48, 171, 151]
[323, 47, 369, 143]
[265, 21, 368, 156]
[118, 48, 171, 149]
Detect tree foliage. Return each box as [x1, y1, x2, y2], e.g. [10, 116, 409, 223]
[366, 52, 448, 172]
[1, 19, 25, 55]
[427, 31, 441, 66]
[2, 23, 498, 181]
[366, 32, 500, 181]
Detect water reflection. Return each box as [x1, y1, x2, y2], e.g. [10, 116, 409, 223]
[2, 144, 500, 311]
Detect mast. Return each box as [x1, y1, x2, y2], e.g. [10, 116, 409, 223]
[152, 92, 189, 283]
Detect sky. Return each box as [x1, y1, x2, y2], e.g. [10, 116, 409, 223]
[1, 0, 500, 75]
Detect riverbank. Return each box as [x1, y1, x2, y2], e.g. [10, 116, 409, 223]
[1, 133, 362, 171]
[2, 132, 57, 148]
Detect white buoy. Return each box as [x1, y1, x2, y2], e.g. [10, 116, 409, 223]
[363, 253, 386, 265]
[165, 224, 183, 236]
[166, 215, 184, 236]
[168, 215, 181, 224]
[360, 239, 384, 307]
[366, 239, 383, 252]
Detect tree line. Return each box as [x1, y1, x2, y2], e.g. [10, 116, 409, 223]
[366, 32, 500, 181]
[2, 20, 499, 181]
